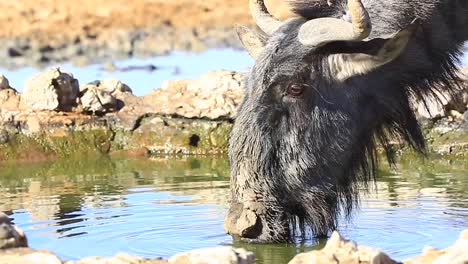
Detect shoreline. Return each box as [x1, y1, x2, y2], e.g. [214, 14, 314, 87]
[0, 68, 467, 163]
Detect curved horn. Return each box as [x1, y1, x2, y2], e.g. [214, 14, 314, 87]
[250, 0, 284, 35]
[298, 0, 372, 47]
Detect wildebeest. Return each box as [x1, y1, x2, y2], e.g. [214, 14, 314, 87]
[225, 0, 468, 242]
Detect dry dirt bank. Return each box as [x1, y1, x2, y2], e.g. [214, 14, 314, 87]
[0, 0, 294, 68]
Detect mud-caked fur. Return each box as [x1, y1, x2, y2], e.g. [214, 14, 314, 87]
[227, 0, 468, 242]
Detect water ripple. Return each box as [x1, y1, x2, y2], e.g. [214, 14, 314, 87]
[0, 157, 466, 263]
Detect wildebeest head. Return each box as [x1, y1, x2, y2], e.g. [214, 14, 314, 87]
[225, 0, 425, 242]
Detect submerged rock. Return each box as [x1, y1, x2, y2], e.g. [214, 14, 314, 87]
[289, 231, 396, 264]
[23, 68, 79, 111]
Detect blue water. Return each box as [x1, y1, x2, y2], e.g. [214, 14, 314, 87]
[1, 157, 467, 263]
[0, 49, 253, 96]
[1, 45, 466, 97]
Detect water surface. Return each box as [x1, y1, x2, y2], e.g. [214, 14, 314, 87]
[0, 156, 466, 263]
[1, 45, 467, 96]
[0, 49, 253, 96]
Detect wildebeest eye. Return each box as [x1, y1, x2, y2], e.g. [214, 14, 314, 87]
[287, 83, 305, 97]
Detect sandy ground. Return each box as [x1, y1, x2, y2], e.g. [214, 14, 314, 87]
[0, 0, 293, 43]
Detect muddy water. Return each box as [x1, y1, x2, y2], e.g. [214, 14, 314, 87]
[0, 156, 466, 263]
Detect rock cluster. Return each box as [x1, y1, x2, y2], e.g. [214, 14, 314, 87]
[0, 68, 467, 160]
[79, 79, 132, 113]
[19, 68, 135, 114]
[287, 230, 468, 264]
[1, 68, 242, 121]
[0, 69, 245, 159]
[149, 70, 243, 119]
[289, 232, 396, 264]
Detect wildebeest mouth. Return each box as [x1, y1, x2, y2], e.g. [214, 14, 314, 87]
[224, 201, 291, 243]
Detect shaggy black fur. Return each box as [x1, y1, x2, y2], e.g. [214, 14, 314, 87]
[227, 0, 468, 242]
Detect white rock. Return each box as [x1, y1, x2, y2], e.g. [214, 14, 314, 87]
[432, 231, 468, 264]
[80, 84, 117, 113]
[0, 251, 63, 264]
[169, 246, 255, 264]
[97, 78, 132, 95]
[69, 253, 144, 264]
[289, 231, 396, 264]
[186, 70, 243, 92]
[23, 68, 79, 111]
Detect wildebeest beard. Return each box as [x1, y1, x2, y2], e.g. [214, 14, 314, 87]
[224, 7, 464, 241]
[226, 51, 424, 242]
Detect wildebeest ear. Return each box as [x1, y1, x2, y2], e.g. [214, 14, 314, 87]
[326, 19, 420, 82]
[235, 25, 267, 60]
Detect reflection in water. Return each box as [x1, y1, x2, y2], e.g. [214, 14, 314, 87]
[0, 156, 467, 263]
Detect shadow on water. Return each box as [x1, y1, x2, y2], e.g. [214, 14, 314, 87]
[0, 155, 466, 262]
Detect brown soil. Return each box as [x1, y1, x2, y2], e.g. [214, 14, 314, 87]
[0, 0, 293, 43]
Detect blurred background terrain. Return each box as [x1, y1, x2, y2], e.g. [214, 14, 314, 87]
[0, 0, 255, 42]
[0, 0, 293, 94]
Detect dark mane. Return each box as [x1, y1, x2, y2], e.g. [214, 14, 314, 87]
[226, 0, 468, 242]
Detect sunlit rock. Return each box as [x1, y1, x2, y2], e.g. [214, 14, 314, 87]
[94, 78, 133, 96]
[79, 84, 118, 113]
[23, 68, 79, 111]
[0, 87, 21, 111]
[0, 212, 28, 249]
[404, 229, 468, 264]
[78, 79, 133, 114]
[288, 231, 397, 264]
[168, 246, 255, 264]
[0, 248, 62, 264]
[148, 70, 244, 120]
[186, 70, 243, 92]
